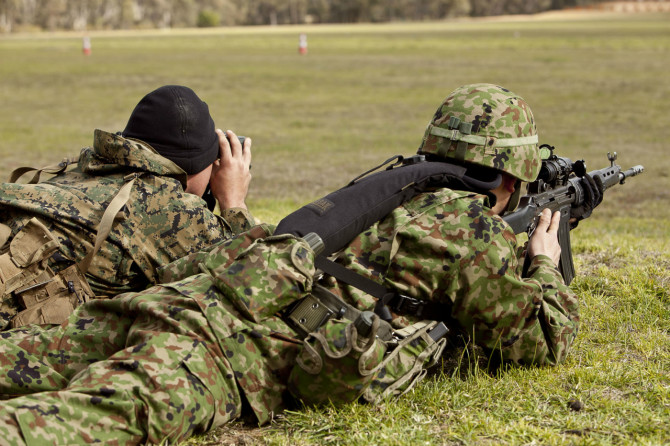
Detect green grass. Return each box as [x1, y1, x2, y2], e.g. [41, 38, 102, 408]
[239, 218, 669, 446]
[1, 10, 669, 445]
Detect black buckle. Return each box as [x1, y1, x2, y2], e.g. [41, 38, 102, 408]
[400, 155, 426, 166]
[392, 294, 425, 318]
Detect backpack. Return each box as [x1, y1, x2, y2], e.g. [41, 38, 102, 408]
[0, 160, 139, 328]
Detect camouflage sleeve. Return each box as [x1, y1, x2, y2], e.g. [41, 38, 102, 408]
[523, 253, 580, 361]
[514, 233, 529, 276]
[221, 207, 257, 234]
[451, 228, 579, 367]
[201, 232, 316, 323]
[156, 248, 216, 283]
[157, 224, 274, 284]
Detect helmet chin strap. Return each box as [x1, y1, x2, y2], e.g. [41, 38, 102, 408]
[505, 180, 524, 214]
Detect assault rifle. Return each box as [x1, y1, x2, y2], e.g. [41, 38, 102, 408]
[503, 145, 644, 285]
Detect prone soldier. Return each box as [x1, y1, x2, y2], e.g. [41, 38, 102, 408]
[0, 85, 254, 329]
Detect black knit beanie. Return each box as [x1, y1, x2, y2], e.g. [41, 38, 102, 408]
[122, 85, 219, 175]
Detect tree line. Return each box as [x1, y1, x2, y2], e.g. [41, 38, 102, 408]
[0, 0, 619, 32]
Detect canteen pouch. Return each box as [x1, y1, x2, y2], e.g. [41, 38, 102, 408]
[288, 314, 449, 406]
[288, 315, 388, 405]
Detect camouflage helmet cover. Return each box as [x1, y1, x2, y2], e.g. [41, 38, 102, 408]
[418, 83, 541, 182]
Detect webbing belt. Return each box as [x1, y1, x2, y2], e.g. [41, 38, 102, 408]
[313, 256, 454, 322]
[283, 285, 392, 341]
[282, 281, 447, 343]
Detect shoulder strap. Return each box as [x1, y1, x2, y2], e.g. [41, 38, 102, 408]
[315, 256, 453, 322]
[275, 155, 488, 255]
[78, 174, 138, 274]
[9, 155, 80, 184]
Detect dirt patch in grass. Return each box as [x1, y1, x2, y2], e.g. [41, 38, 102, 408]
[181, 421, 269, 446]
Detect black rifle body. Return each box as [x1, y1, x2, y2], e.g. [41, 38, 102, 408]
[503, 152, 644, 285]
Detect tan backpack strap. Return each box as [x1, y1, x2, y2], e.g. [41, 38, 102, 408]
[78, 174, 138, 275]
[0, 223, 11, 248]
[9, 155, 79, 184]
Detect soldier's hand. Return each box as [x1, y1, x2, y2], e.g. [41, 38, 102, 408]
[570, 173, 603, 228]
[528, 209, 561, 267]
[210, 129, 252, 210]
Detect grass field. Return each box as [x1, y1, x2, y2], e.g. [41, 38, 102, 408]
[1, 10, 668, 445]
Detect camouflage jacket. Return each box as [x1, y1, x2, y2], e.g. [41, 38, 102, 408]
[322, 187, 579, 366]
[0, 129, 254, 297]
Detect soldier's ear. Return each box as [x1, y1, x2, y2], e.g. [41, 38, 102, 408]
[502, 174, 518, 193]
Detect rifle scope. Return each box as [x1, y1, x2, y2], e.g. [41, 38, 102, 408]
[537, 155, 586, 187]
[536, 144, 587, 187]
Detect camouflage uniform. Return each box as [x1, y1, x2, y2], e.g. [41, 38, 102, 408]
[319, 187, 578, 366]
[0, 130, 253, 327]
[0, 226, 313, 445]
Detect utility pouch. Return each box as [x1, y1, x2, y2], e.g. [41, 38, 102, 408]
[361, 320, 448, 404]
[288, 311, 449, 406]
[11, 263, 94, 327]
[0, 218, 59, 298]
[288, 312, 388, 406]
[0, 218, 94, 329]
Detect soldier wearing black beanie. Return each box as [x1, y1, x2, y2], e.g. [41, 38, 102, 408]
[0, 85, 254, 327]
[122, 85, 219, 175]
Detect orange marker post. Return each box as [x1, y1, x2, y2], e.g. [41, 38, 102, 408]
[298, 33, 307, 55]
[82, 36, 91, 55]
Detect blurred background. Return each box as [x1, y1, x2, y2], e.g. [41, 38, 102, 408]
[0, 2, 668, 225]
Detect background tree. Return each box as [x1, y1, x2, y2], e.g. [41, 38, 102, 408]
[0, 0, 621, 32]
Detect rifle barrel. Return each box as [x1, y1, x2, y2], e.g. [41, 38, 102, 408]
[620, 165, 644, 184]
[592, 164, 644, 190]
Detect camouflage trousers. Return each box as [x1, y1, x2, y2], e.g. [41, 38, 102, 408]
[0, 228, 317, 445]
[0, 284, 242, 445]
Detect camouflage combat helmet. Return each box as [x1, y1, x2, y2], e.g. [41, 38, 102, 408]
[418, 83, 541, 182]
